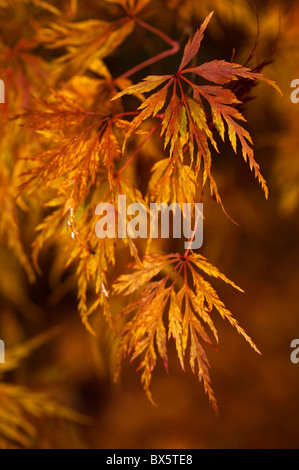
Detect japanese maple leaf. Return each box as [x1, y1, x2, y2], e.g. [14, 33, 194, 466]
[20, 91, 138, 202]
[113, 251, 260, 411]
[112, 11, 282, 201]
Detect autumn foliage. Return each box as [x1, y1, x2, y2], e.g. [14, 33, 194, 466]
[0, 0, 285, 448]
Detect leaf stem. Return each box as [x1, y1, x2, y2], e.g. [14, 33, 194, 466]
[180, 74, 196, 88]
[135, 18, 178, 48]
[117, 18, 179, 80]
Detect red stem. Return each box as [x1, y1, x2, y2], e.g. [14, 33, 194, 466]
[115, 111, 140, 118]
[117, 18, 179, 80]
[180, 74, 196, 88]
[135, 18, 178, 47]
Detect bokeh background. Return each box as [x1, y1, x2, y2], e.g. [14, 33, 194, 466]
[1, 0, 299, 449]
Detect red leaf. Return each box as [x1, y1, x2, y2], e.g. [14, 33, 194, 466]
[186, 59, 282, 94]
[179, 11, 214, 71]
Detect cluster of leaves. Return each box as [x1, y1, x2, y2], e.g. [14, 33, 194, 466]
[113, 11, 280, 206]
[114, 252, 260, 411]
[0, 0, 281, 431]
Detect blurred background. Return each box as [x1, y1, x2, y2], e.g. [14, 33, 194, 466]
[0, 0, 299, 449]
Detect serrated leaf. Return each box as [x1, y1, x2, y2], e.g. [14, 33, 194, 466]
[179, 11, 214, 71]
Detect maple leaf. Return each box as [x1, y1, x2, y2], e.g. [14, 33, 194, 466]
[113, 252, 259, 411]
[20, 91, 132, 203]
[112, 11, 281, 203]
